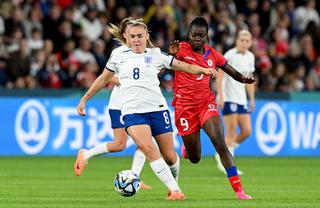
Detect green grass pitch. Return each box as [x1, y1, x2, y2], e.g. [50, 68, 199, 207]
[0, 157, 319, 208]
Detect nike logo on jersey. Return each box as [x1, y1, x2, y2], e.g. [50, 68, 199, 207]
[165, 125, 171, 129]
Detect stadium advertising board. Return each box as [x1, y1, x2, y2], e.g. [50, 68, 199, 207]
[0, 98, 319, 156]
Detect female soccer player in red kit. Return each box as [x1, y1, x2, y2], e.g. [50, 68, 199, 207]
[170, 16, 254, 199]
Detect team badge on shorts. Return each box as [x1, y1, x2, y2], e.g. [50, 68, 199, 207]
[230, 103, 238, 112]
[144, 56, 152, 64]
[207, 59, 213, 67]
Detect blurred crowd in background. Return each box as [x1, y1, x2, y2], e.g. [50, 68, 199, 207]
[0, 0, 319, 92]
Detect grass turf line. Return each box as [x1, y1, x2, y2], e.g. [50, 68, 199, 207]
[0, 157, 319, 208]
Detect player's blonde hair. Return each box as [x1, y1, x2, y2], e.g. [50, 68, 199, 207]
[237, 30, 252, 39]
[107, 17, 154, 48]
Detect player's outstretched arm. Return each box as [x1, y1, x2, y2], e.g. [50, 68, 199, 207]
[172, 59, 216, 75]
[221, 64, 255, 84]
[77, 69, 115, 116]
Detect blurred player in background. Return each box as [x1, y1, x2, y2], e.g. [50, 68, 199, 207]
[215, 30, 255, 175]
[74, 17, 153, 190]
[76, 20, 215, 200]
[169, 16, 253, 199]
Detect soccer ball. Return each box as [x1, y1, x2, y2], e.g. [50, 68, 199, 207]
[114, 170, 141, 197]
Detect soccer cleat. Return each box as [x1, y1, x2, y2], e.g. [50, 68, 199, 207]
[74, 149, 88, 176]
[140, 181, 152, 190]
[180, 144, 187, 159]
[236, 190, 252, 200]
[166, 191, 185, 200]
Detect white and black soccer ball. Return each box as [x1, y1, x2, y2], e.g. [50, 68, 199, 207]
[114, 170, 141, 197]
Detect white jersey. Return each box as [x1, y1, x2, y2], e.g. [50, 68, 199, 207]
[222, 48, 255, 105]
[106, 47, 174, 116]
[108, 45, 128, 110]
[108, 83, 121, 110]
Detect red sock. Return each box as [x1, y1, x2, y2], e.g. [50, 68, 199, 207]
[228, 175, 243, 193]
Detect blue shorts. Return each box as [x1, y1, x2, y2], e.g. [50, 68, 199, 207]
[109, 109, 125, 129]
[222, 102, 250, 115]
[123, 110, 173, 137]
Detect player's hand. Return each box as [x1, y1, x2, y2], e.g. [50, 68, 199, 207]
[205, 68, 217, 76]
[242, 76, 255, 84]
[168, 40, 180, 55]
[77, 100, 86, 116]
[217, 97, 224, 110]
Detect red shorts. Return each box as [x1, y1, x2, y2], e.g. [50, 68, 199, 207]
[174, 97, 220, 136]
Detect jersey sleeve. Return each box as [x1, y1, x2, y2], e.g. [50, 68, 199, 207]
[105, 50, 119, 73]
[213, 50, 227, 68]
[157, 48, 174, 70]
[223, 50, 232, 61]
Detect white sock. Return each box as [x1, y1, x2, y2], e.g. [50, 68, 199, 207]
[149, 157, 181, 192]
[83, 142, 109, 161]
[169, 154, 180, 182]
[131, 149, 146, 175]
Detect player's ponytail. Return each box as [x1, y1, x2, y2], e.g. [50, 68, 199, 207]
[107, 17, 136, 45]
[107, 23, 123, 45]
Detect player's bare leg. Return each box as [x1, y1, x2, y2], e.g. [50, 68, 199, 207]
[203, 116, 252, 199]
[236, 114, 252, 144]
[73, 128, 127, 176]
[215, 114, 240, 174]
[181, 131, 201, 164]
[74, 128, 152, 189]
[127, 125, 185, 200]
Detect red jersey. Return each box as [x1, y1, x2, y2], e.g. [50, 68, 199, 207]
[173, 42, 227, 107]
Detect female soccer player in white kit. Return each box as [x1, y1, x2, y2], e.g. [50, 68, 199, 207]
[74, 18, 152, 189]
[76, 20, 215, 200]
[215, 30, 255, 174]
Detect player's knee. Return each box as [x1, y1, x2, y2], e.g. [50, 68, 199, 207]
[162, 152, 177, 165]
[189, 155, 201, 164]
[188, 154, 201, 164]
[113, 144, 126, 152]
[242, 129, 252, 138]
[138, 143, 156, 158]
[227, 132, 237, 140]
